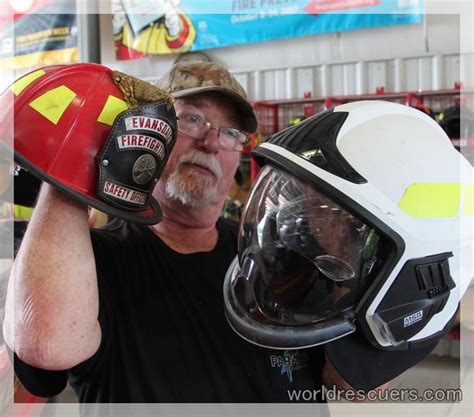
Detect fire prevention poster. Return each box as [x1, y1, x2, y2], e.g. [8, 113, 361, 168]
[0, 0, 77, 70]
[113, 0, 424, 60]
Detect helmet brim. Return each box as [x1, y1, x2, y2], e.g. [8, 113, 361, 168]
[15, 151, 162, 225]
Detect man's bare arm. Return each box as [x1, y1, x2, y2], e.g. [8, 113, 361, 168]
[3, 185, 101, 370]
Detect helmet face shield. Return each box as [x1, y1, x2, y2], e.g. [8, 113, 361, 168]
[225, 164, 387, 348]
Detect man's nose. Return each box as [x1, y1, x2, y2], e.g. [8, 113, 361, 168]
[196, 127, 220, 153]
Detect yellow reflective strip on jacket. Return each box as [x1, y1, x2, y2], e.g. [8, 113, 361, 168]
[398, 183, 461, 218]
[13, 205, 34, 221]
[29, 85, 76, 125]
[97, 95, 128, 126]
[11, 70, 46, 96]
[462, 184, 474, 215]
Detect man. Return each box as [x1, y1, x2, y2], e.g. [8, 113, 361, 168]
[3, 61, 342, 404]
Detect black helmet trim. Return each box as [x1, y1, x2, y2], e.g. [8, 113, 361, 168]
[253, 109, 367, 184]
[360, 252, 456, 351]
[355, 303, 459, 352]
[14, 151, 162, 225]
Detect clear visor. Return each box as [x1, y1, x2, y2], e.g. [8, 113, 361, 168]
[230, 165, 383, 329]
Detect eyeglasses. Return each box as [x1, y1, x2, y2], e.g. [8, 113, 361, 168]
[177, 113, 249, 151]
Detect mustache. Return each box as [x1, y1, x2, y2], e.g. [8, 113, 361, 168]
[176, 150, 223, 179]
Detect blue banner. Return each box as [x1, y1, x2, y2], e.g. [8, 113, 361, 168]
[113, 0, 424, 60]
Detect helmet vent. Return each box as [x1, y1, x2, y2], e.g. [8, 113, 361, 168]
[415, 258, 455, 299]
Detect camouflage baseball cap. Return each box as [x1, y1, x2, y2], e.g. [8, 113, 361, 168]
[155, 61, 258, 133]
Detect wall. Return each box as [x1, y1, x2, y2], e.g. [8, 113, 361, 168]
[100, 13, 471, 101]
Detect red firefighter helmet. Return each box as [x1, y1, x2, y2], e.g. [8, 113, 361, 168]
[0, 63, 177, 224]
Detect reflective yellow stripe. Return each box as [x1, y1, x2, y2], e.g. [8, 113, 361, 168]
[97, 95, 128, 126]
[11, 70, 46, 96]
[13, 204, 34, 220]
[398, 183, 461, 218]
[462, 184, 474, 215]
[29, 85, 76, 125]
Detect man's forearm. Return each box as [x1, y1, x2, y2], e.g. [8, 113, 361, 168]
[3, 185, 101, 370]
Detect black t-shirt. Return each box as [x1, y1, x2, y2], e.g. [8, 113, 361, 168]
[13, 218, 327, 404]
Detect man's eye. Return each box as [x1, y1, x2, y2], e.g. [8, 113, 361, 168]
[182, 114, 202, 124]
[222, 128, 240, 138]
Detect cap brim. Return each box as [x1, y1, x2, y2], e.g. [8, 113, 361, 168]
[15, 152, 162, 225]
[172, 86, 258, 133]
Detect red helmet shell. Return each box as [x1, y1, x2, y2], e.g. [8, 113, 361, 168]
[1, 63, 174, 223]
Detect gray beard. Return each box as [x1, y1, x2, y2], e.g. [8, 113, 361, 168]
[165, 169, 218, 208]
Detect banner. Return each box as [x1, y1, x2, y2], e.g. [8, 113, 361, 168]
[0, 0, 78, 70]
[113, 0, 424, 60]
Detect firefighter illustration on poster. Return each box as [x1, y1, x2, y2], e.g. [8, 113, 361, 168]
[113, 0, 196, 59]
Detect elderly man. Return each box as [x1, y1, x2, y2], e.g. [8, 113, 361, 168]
[3, 61, 335, 403]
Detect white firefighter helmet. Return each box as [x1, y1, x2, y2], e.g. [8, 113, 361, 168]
[223, 100, 473, 350]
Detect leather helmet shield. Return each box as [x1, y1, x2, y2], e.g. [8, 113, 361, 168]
[14, 149, 160, 224]
[97, 101, 177, 212]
